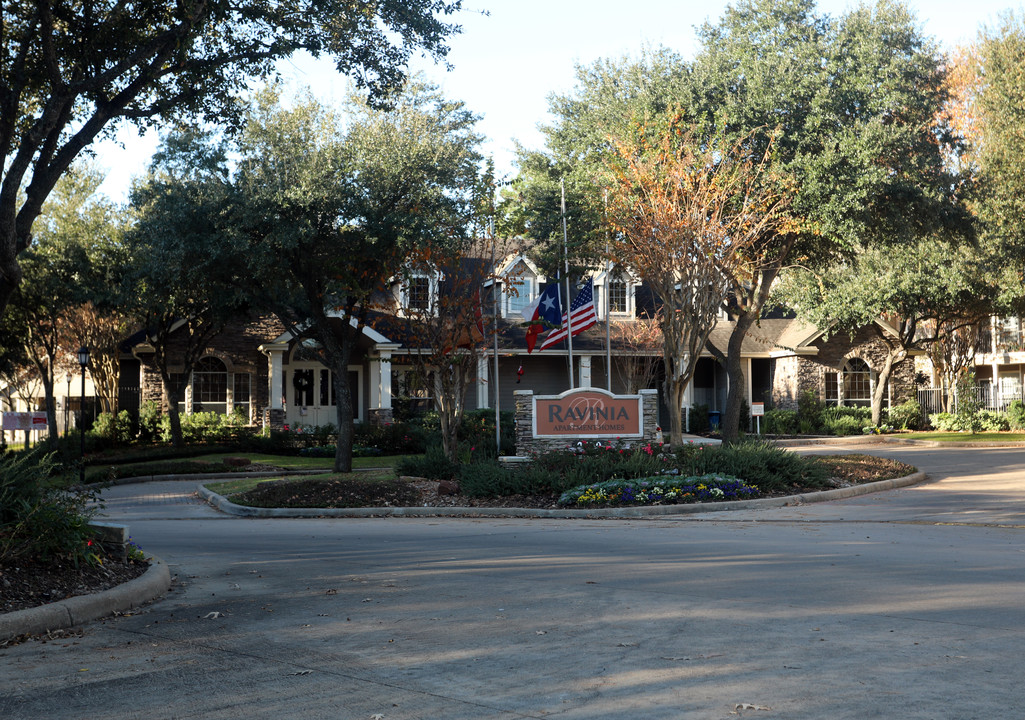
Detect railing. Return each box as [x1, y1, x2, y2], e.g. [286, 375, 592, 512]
[918, 385, 1025, 415]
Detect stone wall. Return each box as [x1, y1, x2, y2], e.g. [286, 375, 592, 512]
[133, 312, 286, 424]
[513, 389, 660, 456]
[771, 324, 917, 409]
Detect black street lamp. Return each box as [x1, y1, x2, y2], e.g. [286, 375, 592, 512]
[78, 346, 89, 484]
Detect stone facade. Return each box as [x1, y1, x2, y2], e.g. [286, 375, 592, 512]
[513, 388, 660, 456]
[131, 313, 286, 425]
[770, 324, 917, 410]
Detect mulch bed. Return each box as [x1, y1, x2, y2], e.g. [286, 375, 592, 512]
[1, 556, 149, 615]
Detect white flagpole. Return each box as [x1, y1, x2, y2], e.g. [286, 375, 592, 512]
[604, 189, 612, 391]
[490, 218, 501, 455]
[561, 178, 575, 388]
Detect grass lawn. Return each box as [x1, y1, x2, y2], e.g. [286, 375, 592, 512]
[194, 452, 408, 470]
[205, 468, 398, 497]
[82, 452, 410, 484]
[907, 432, 1025, 442]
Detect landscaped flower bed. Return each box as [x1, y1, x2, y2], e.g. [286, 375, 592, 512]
[557, 474, 759, 507]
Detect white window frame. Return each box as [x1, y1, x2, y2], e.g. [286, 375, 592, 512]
[399, 271, 441, 317]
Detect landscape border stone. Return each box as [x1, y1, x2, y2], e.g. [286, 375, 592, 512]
[0, 554, 171, 643]
[196, 470, 927, 519]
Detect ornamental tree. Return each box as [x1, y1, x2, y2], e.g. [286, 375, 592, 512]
[775, 237, 999, 426]
[1, 162, 124, 441]
[604, 121, 794, 446]
[0, 0, 464, 317]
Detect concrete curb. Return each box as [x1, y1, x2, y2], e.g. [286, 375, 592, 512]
[197, 470, 928, 520]
[0, 554, 171, 643]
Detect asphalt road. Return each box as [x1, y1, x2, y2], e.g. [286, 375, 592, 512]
[2, 441, 1024, 719]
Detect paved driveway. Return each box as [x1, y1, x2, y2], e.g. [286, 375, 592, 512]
[2, 442, 1024, 719]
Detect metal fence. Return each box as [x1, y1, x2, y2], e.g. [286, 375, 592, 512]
[918, 385, 1025, 416]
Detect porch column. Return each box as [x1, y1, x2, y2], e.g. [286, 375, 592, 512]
[368, 351, 393, 425]
[746, 358, 753, 432]
[580, 355, 592, 388]
[477, 356, 489, 408]
[260, 343, 287, 430]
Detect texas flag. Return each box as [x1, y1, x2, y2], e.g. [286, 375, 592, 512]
[521, 283, 562, 353]
[539, 281, 597, 351]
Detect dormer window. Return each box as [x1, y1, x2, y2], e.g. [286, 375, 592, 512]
[505, 275, 536, 317]
[407, 276, 432, 311]
[596, 265, 639, 319]
[494, 254, 545, 319]
[608, 279, 628, 314]
[397, 268, 441, 316]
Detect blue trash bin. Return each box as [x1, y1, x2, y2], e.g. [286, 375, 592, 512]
[709, 411, 721, 430]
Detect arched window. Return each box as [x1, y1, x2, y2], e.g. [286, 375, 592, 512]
[826, 358, 873, 407]
[193, 357, 228, 414]
[842, 358, 872, 407]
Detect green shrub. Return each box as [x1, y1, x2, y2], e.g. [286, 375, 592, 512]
[977, 410, 1009, 431]
[954, 373, 983, 434]
[353, 421, 430, 454]
[91, 410, 135, 445]
[138, 401, 162, 442]
[887, 399, 923, 431]
[929, 412, 958, 431]
[674, 439, 828, 493]
[927, 408, 1004, 433]
[822, 414, 864, 436]
[820, 406, 872, 436]
[763, 409, 799, 435]
[0, 449, 101, 565]
[159, 411, 254, 444]
[457, 409, 516, 457]
[396, 444, 459, 480]
[798, 390, 823, 433]
[458, 460, 519, 497]
[688, 404, 710, 433]
[1007, 400, 1025, 430]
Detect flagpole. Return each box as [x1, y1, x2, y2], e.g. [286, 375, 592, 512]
[561, 178, 575, 388]
[604, 189, 612, 391]
[490, 218, 501, 456]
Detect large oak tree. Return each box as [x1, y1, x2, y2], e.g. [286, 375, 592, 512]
[0, 0, 464, 317]
[231, 82, 484, 472]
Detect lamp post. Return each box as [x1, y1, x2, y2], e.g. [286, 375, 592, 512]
[77, 347, 89, 484]
[65, 371, 72, 436]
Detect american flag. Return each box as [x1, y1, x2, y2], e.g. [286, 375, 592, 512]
[539, 281, 597, 351]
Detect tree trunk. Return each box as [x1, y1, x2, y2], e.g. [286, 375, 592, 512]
[0, 227, 21, 320]
[871, 350, 902, 427]
[664, 371, 687, 446]
[333, 370, 354, 474]
[42, 375, 58, 443]
[163, 378, 184, 448]
[722, 268, 777, 444]
[722, 310, 756, 444]
[30, 355, 59, 443]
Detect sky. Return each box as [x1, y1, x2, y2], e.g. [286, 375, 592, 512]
[93, 0, 1020, 201]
